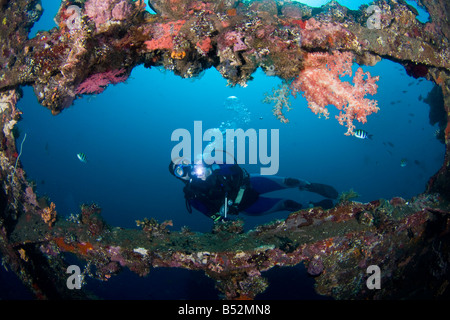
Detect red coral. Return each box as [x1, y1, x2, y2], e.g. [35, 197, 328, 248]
[291, 51, 379, 135]
[144, 20, 186, 51]
[75, 69, 128, 95]
[196, 37, 212, 55]
[188, 1, 214, 14]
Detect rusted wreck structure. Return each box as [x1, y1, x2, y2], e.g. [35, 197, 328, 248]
[0, 0, 449, 299]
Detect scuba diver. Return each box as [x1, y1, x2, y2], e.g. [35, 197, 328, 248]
[169, 158, 339, 222]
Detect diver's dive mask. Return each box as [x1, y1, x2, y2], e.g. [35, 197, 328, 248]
[173, 159, 212, 181]
[173, 159, 192, 180]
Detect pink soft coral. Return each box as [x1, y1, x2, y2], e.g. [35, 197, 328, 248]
[75, 69, 128, 95]
[223, 31, 248, 52]
[291, 51, 379, 135]
[84, 0, 132, 29]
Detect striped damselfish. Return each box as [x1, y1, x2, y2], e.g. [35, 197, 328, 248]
[354, 129, 373, 140]
[400, 158, 408, 167]
[77, 153, 87, 163]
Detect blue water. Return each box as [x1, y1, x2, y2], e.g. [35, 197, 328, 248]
[294, 0, 373, 10]
[3, 0, 443, 300]
[405, 0, 430, 22]
[17, 63, 443, 232]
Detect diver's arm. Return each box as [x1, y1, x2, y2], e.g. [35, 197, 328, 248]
[188, 198, 228, 222]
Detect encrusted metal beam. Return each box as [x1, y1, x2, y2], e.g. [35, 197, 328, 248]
[0, 0, 449, 299]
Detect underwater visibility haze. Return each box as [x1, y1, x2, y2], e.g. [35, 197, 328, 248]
[0, 0, 449, 300]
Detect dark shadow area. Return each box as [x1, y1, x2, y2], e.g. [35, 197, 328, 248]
[0, 257, 34, 300]
[257, 264, 331, 300]
[85, 267, 219, 300]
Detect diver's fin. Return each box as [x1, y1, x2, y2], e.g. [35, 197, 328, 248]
[283, 200, 303, 212]
[305, 183, 338, 199]
[310, 199, 334, 210]
[284, 177, 310, 188]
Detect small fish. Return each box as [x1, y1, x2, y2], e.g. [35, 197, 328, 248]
[77, 153, 88, 163]
[400, 158, 408, 167]
[354, 129, 373, 140]
[434, 128, 441, 137]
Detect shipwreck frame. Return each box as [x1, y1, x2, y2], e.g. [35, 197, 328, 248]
[0, 0, 449, 299]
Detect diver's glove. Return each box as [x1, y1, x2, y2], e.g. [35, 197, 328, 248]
[304, 183, 339, 199]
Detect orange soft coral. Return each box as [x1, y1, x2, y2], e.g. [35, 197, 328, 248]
[42, 202, 57, 227]
[291, 51, 379, 135]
